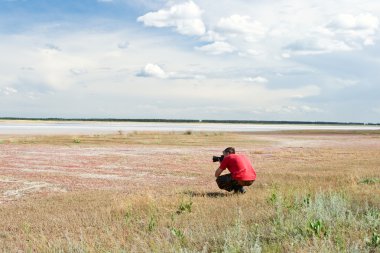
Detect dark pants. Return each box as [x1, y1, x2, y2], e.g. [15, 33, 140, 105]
[216, 174, 254, 192]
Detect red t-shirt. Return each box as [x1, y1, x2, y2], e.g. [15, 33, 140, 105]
[219, 154, 256, 181]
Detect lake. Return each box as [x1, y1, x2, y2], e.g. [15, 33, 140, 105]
[0, 121, 379, 134]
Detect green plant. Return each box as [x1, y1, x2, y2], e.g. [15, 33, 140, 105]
[124, 210, 132, 224]
[303, 193, 311, 207]
[148, 214, 157, 232]
[308, 219, 326, 237]
[22, 222, 31, 234]
[176, 198, 193, 214]
[359, 177, 380, 184]
[171, 227, 185, 241]
[73, 139, 81, 144]
[367, 232, 380, 248]
[267, 192, 277, 205]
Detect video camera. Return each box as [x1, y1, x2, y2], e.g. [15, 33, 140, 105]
[212, 155, 224, 163]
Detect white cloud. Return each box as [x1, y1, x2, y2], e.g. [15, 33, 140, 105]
[136, 2, 378, 59]
[333, 78, 359, 89]
[200, 30, 225, 42]
[246, 49, 262, 56]
[290, 12, 380, 55]
[288, 85, 320, 98]
[137, 1, 206, 36]
[34, 46, 95, 90]
[195, 41, 236, 55]
[70, 68, 88, 76]
[137, 63, 205, 80]
[0, 32, 134, 92]
[327, 13, 379, 31]
[300, 105, 323, 113]
[0, 86, 18, 96]
[255, 105, 323, 114]
[138, 63, 168, 79]
[285, 37, 353, 55]
[216, 14, 267, 41]
[244, 76, 268, 83]
[326, 13, 379, 46]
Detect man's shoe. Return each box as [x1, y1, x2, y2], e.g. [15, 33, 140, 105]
[234, 186, 246, 194]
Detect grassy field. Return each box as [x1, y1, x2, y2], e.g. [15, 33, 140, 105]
[0, 131, 379, 252]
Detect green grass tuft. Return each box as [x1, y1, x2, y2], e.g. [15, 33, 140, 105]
[359, 177, 380, 184]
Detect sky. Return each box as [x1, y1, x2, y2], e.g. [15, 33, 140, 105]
[1, 0, 380, 123]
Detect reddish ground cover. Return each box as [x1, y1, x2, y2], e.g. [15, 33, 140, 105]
[0, 144, 217, 204]
[1, 131, 379, 204]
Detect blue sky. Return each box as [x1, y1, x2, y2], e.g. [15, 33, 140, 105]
[1, 0, 380, 122]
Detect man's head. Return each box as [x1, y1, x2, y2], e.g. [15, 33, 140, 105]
[223, 147, 235, 156]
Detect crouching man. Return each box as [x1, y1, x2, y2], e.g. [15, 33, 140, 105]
[214, 147, 256, 194]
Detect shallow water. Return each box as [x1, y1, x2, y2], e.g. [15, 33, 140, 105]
[0, 121, 379, 134]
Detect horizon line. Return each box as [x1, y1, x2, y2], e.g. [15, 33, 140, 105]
[1, 117, 379, 126]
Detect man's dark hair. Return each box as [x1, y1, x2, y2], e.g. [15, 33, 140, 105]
[223, 147, 235, 154]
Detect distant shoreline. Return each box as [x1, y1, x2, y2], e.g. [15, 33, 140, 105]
[1, 120, 380, 135]
[0, 117, 379, 126]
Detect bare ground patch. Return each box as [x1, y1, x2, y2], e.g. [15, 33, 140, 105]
[0, 143, 212, 203]
[0, 131, 380, 203]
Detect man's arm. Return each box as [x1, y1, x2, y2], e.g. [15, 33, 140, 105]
[215, 167, 223, 177]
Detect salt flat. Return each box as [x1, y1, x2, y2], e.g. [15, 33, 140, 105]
[1, 120, 379, 134]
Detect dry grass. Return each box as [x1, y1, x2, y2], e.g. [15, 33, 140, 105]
[0, 131, 379, 252]
[0, 131, 272, 147]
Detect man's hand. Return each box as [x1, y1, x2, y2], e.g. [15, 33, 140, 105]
[215, 167, 223, 178]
